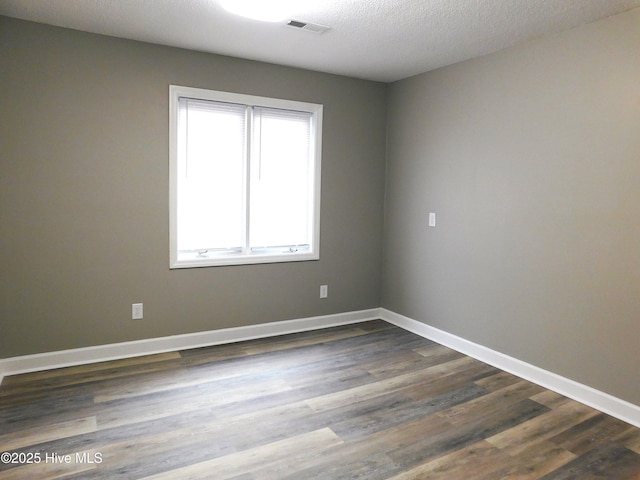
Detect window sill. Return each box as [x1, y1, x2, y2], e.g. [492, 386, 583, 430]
[170, 251, 319, 269]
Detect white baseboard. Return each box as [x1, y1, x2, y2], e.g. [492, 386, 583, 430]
[0, 308, 381, 380]
[2, 306, 638, 430]
[380, 308, 640, 428]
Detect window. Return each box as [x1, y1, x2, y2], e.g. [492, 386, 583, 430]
[169, 86, 323, 268]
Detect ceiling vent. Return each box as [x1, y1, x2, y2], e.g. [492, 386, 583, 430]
[285, 19, 330, 34]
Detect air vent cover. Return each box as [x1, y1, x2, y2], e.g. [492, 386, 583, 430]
[286, 19, 330, 34]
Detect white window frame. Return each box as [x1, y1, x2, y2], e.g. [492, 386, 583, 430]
[169, 85, 323, 268]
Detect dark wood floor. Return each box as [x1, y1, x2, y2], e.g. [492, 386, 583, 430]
[1, 320, 639, 479]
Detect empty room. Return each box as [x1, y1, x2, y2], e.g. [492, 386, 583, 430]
[1, 0, 640, 478]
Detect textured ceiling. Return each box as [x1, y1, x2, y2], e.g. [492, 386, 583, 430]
[1, 0, 639, 82]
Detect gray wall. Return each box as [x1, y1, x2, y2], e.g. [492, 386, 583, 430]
[0, 16, 387, 357]
[383, 8, 640, 405]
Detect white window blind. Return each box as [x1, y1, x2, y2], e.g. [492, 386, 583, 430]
[250, 107, 313, 250]
[177, 99, 246, 252]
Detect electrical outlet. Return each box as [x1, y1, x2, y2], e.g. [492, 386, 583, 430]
[132, 303, 143, 320]
[320, 285, 328, 299]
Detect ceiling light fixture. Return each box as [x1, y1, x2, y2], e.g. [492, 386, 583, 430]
[219, 0, 296, 23]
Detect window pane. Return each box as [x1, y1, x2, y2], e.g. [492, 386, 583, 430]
[250, 108, 313, 249]
[177, 99, 246, 251]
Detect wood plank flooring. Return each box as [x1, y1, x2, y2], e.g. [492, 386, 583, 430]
[1, 320, 639, 479]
